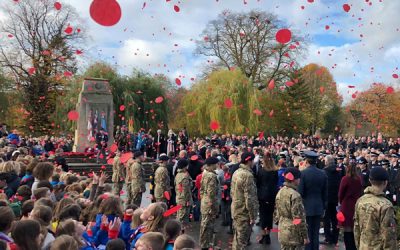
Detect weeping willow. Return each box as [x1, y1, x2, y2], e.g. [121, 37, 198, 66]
[180, 70, 264, 135]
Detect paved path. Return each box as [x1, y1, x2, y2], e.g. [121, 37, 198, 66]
[133, 183, 344, 249]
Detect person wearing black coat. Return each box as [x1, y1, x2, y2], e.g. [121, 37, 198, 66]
[322, 155, 345, 245]
[256, 153, 278, 245]
[298, 151, 328, 250]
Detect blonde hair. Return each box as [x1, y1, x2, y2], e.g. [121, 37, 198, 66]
[143, 203, 165, 232]
[262, 153, 277, 171]
[0, 161, 20, 174]
[132, 208, 144, 229]
[50, 235, 78, 250]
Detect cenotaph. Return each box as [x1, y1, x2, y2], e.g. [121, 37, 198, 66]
[74, 78, 114, 152]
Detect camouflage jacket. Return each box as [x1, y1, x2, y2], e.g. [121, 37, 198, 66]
[274, 182, 308, 246]
[230, 164, 259, 221]
[154, 163, 170, 199]
[200, 167, 219, 216]
[354, 186, 397, 250]
[130, 161, 146, 193]
[175, 169, 193, 206]
[112, 155, 125, 183]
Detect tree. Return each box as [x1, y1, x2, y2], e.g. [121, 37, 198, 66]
[176, 69, 264, 135]
[348, 83, 400, 135]
[298, 64, 342, 135]
[0, 0, 85, 134]
[196, 10, 305, 90]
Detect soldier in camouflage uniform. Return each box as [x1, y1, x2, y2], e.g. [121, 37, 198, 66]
[231, 152, 259, 250]
[175, 159, 193, 225]
[354, 166, 397, 250]
[130, 151, 146, 207]
[154, 154, 171, 203]
[275, 167, 309, 250]
[112, 151, 125, 195]
[125, 154, 134, 205]
[199, 157, 219, 250]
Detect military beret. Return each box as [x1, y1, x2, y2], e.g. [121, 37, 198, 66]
[159, 154, 169, 161]
[336, 154, 345, 160]
[284, 167, 301, 180]
[205, 157, 219, 165]
[241, 152, 255, 164]
[369, 166, 389, 181]
[381, 160, 390, 166]
[390, 154, 400, 158]
[134, 151, 143, 159]
[177, 159, 189, 169]
[357, 157, 368, 164]
[370, 152, 379, 157]
[303, 150, 319, 159]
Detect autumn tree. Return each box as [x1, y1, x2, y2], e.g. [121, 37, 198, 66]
[196, 10, 305, 90]
[0, 0, 85, 133]
[348, 83, 400, 135]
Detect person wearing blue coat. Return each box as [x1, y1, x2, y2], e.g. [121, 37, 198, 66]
[298, 150, 328, 250]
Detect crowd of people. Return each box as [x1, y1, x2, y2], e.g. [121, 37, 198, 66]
[0, 122, 400, 250]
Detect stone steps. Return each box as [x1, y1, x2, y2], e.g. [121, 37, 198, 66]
[67, 162, 156, 182]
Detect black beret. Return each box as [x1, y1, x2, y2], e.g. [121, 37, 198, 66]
[381, 160, 390, 166]
[241, 152, 255, 164]
[369, 167, 389, 181]
[391, 154, 400, 158]
[134, 151, 143, 159]
[357, 157, 368, 164]
[336, 154, 345, 160]
[177, 159, 189, 169]
[159, 154, 169, 161]
[303, 150, 319, 159]
[205, 157, 219, 165]
[284, 167, 301, 180]
[370, 152, 379, 157]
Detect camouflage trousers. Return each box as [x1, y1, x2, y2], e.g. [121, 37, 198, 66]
[126, 183, 133, 205]
[131, 192, 143, 207]
[281, 245, 304, 250]
[155, 197, 167, 203]
[177, 205, 191, 223]
[232, 218, 252, 250]
[199, 213, 216, 248]
[113, 182, 123, 196]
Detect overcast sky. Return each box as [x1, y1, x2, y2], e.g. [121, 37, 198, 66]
[2, 0, 400, 102]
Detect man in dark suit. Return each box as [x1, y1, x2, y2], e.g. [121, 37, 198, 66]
[298, 150, 328, 250]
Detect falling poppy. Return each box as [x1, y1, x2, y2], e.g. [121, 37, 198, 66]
[175, 78, 182, 86]
[90, 0, 122, 26]
[343, 3, 351, 12]
[54, 2, 62, 10]
[386, 87, 394, 94]
[276, 29, 292, 44]
[120, 152, 133, 164]
[155, 96, 164, 103]
[224, 98, 233, 108]
[210, 120, 220, 131]
[253, 109, 262, 116]
[119, 105, 125, 111]
[67, 110, 79, 121]
[293, 218, 302, 225]
[336, 211, 345, 222]
[173, 5, 180, 12]
[268, 79, 275, 90]
[163, 205, 182, 217]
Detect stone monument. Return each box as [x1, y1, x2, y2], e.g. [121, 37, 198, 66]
[74, 78, 114, 152]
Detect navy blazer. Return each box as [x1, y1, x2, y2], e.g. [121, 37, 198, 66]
[298, 165, 328, 217]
